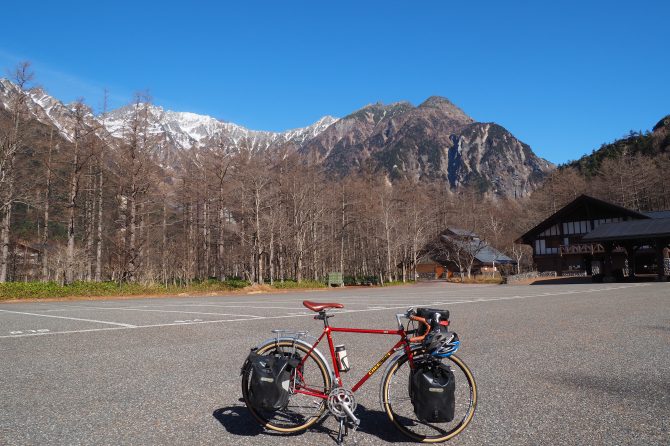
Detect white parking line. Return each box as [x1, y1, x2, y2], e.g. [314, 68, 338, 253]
[157, 304, 306, 311]
[0, 309, 137, 328]
[0, 317, 259, 338]
[41, 304, 307, 312]
[50, 306, 265, 319]
[0, 283, 651, 339]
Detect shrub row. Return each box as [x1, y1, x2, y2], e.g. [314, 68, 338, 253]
[0, 276, 416, 300]
[271, 279, 327, 289]
[0, 279, 251, 300]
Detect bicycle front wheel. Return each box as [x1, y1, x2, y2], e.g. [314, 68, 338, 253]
[241, 340, 332, 433]
[381, 351, 477, 443]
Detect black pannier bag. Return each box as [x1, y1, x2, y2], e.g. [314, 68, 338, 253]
[245, 351, 299, 411]
[409, 360, 456, 423]
[415, 308, 450, 337]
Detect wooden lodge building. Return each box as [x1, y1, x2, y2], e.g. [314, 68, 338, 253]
[415, 228, 516, 279]
[517, 195, 670, 281]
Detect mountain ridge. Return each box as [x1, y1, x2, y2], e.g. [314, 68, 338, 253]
[0, 78, 554, 197]
[300, 96, 552, 196]
[566, 115, 670, 175]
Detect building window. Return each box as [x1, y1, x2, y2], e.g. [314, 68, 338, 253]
[539, 225, 559, 237]
[535, 237, 561, 255]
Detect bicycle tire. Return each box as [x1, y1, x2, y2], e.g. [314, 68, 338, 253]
[241, 340, 332, 433]
[381, 350, 477, 443]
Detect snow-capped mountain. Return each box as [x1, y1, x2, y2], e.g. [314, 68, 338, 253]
[103, 103, 338, 154]
[0, 78, 99, 141]
[0, 78, 555, 197]
[0, 78, 338, 161]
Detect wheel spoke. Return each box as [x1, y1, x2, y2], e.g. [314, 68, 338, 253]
[382, 352, 477, 442]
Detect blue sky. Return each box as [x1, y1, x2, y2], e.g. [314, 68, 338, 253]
[1, 0, 667, 164]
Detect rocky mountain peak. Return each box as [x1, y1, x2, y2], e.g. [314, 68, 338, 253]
[300, 96, 553, 197]
[419, 95, 457, 109]
[0, 78, 555, 197]
[418, 96, 474, 124]
[345, 101, 413, 124]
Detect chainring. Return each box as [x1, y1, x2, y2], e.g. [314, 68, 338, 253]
[327, 387, 357, 419]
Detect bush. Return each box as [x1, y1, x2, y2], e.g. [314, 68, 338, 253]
[225, 278, 251, 289]
[342, 275, 380, 286]
[383, 280, 415, 286]
[272, 279, 327, 289]
[342, 276, 414, 286]
[343, 276, 358, 286]
[0, 279, 251, 300]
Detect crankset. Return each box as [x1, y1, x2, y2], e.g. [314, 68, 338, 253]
[327, 387, 360, 445]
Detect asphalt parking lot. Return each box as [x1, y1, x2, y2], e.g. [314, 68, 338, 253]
[1, 281, 668, 445]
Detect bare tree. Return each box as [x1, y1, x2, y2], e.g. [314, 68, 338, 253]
[0, 62, 33, 282]
[40, 129, 56, 280]
[116, 93, 155, 282]
[64, 101, 98, 283]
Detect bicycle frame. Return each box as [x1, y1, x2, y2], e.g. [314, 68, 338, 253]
[246, 307, 477, 444]
[296, 319, 416, 399]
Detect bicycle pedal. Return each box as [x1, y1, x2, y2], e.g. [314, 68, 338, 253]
[346, 419, 360, 429]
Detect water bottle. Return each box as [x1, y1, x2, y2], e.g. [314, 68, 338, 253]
[335, 344, 350, 372]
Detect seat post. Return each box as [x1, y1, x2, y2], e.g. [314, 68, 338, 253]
[319, 310, 330, 327]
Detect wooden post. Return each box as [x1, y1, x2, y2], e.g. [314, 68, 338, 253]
[656, 238, 669, 282]
[626, 243, 637, 281]
[602, 242, 615, 283]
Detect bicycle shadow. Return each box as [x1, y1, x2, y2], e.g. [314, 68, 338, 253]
[354, 403, 408, 443]
[212, 402, 407, 443]
[212, 403, 330, 438]
[212, 405, 264, 437]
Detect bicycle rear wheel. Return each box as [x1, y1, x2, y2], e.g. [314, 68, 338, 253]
[241, 340, 332, 433]
[381, 350, 477, 443]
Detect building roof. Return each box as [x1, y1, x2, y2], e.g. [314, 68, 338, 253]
[14, 241, 43, 254]
[441, 235, 516, 264]
[581, 218, 670, 242]
[475, 245, 516, 264]
[445, 228, 478, 238]
[644, 210, 670, 219]
[415, 253, 442, 265]
[517, 194, 650, 244]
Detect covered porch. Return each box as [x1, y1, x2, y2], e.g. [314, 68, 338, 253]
[581, 218, 670, 282]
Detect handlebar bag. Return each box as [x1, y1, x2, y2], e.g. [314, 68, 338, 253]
[245, 352, 298, 411]
[409, 360, 456, 423]
[416, 308, 450, 336]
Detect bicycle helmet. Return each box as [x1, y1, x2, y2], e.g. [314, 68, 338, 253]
[424, 330, 460, 358]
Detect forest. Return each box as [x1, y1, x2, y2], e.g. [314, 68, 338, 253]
[2, 63, 669, 287]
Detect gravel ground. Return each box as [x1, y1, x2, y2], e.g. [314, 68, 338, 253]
[0, 281, 668, 445]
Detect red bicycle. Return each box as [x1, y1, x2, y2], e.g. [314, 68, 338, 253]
[241, 300, 477, 444]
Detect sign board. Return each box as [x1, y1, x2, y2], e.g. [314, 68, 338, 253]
[328, 272, 344, 287]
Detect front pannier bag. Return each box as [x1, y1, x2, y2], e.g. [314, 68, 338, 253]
[410, 361, 456, 423]
[245, 352, 298, 411]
